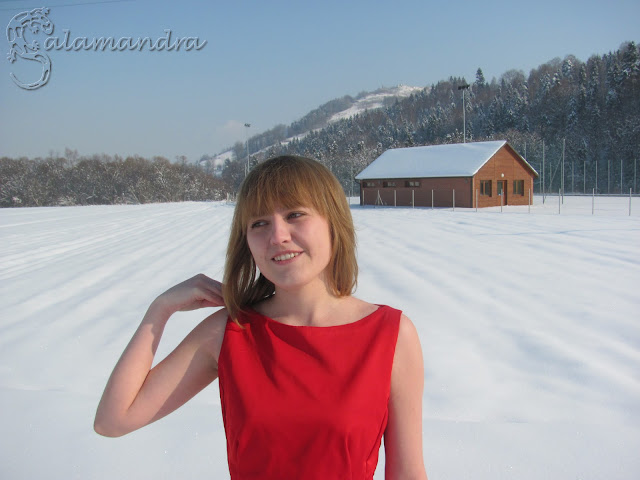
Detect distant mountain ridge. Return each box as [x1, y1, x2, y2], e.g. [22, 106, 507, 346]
[207, 85, 424, 167]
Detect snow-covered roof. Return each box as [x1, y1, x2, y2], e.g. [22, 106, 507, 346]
[355, 141, 536, 180]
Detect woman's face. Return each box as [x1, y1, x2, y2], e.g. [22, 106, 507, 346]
[245, 206, 332, 293]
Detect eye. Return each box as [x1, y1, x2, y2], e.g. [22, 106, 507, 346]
[288, 211, 304, 220]
[250, 219, 267, 229]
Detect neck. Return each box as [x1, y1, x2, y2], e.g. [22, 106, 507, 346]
[264, 282, 344, 327]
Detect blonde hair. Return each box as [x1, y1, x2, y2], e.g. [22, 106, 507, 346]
[223, 155, 357, 321]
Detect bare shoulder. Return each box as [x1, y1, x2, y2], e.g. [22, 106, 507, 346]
[186, 307, 229, 365]
[343, 296, 379, 320]
[392, 313, 424, 375]
[397, 313, 420, 345]
[343, 296, 379, 316]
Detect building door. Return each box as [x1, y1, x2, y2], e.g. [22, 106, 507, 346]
[497, 180, 507, 205]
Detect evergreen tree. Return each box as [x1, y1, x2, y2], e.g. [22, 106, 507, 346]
[475, 68, 486, 88]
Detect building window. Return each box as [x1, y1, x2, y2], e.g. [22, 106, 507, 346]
[383, 181, 396, 187]
[364, 182, 376, 188]
[405, 180, 421, 187]
[480, 180, 492, 196]
[513, 180, 524, 195]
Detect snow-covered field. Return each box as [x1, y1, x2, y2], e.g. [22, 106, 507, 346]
[1, 195, 639, 479]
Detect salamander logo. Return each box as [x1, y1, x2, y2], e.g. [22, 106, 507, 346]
[6, 7, 53, 90]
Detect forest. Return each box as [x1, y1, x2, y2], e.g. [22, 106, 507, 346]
[1, 41, 638, 207]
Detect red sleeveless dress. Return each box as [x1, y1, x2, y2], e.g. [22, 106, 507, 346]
[217, 305, 401, 480]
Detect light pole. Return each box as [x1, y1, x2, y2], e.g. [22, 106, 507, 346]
[458, 84, 470, 143]
[244, 123, 251, 176]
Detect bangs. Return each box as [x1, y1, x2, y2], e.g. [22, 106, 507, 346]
[239, 157, 328, 230]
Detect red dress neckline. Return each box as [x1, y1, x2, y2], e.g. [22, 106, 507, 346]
[244, 304, 384, 329]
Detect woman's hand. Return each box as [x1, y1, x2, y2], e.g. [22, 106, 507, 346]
[153, 274, 225, 316]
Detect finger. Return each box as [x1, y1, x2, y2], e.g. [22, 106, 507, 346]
[187, 288, 225, 310]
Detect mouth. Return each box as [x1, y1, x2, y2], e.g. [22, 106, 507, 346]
[272, 252, 301, 262]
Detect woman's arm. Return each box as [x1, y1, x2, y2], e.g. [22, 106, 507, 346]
[94, 274, 227, 437]
[384, 314, 428, 479]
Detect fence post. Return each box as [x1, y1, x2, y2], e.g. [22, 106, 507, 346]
[412, 190, 415, 208]
[394, 190, 396, 207]
[453, 190, 455, 212]
[431, 190, 434, 209]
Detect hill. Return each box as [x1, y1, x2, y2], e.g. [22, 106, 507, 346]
[218, 42, 640, 196]
[205, 85, 424, 169]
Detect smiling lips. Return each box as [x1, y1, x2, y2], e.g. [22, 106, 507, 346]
[273, 252, 301, 262]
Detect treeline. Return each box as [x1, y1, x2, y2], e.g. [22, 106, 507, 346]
[236, 41, 639, 195]
[0, 153, 226, 207]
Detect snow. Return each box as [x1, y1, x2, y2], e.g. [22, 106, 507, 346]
[1, 196, 639, 479]
[209, 150, 233, 167]
[356, 140, 537, 179]
[328, 85, 424, 124]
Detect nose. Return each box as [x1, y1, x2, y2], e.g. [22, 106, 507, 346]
[270, 215, 291, 245]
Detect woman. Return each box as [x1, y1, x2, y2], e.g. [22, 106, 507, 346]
[95, 155, 427, 479]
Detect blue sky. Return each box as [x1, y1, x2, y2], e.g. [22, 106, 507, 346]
[1, 0, 638, 162]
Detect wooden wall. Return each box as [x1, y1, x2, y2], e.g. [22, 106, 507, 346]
[359, 144, 537, 208]
[473, 144, 535, 208]
[360, 177, 471, 207]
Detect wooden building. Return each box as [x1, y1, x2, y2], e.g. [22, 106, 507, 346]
[355, 140, 538, 208]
